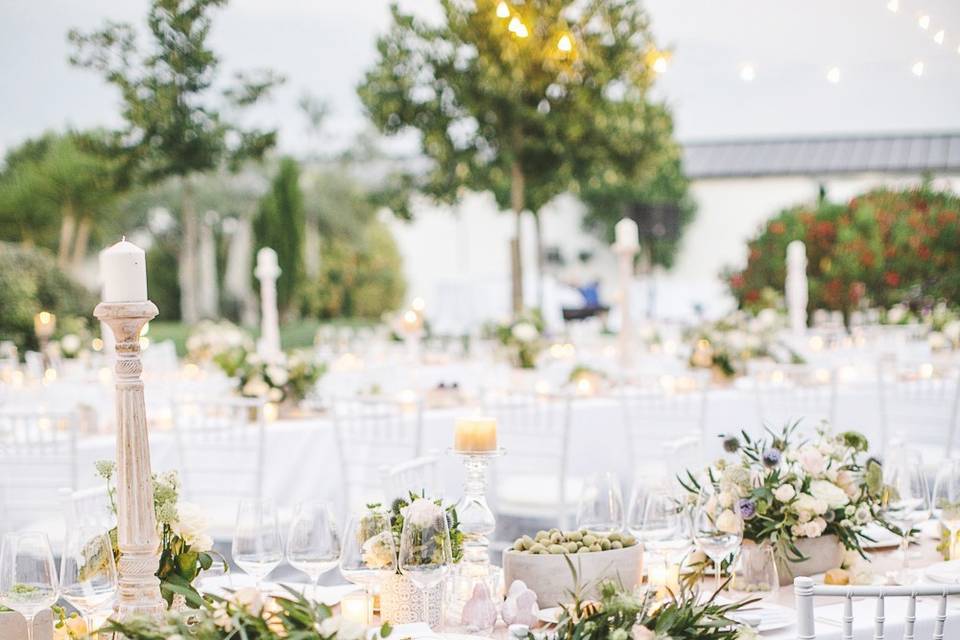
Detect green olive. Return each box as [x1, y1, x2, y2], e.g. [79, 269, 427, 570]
[548, 544, 567, 554]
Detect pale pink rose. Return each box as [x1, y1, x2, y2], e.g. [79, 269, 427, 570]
[798, 446, 827, 475]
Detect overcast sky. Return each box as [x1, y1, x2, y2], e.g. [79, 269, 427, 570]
[2, 0, 959, 158]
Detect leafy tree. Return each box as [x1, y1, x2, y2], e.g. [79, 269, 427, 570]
[69, 0, 282, 322]
[359, 0, 678, 312]
[254, 157, 305, 316]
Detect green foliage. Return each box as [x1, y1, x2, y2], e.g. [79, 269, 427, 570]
[255, 157, 305, 315]
[367, 490, 465, 566]
[728, 185, 960, 315]
[0, 242, 97, 351]
[146, 233, 183, 322]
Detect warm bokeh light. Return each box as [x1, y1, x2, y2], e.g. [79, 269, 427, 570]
[740, 64, 756, 82]
[912, 61, 925, 76]
[826, 67, 841, 84]
[557, 34, 573, 53]
[918, 14, 930, 30]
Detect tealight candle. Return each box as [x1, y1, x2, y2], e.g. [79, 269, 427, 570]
[454, 416, 498, 452]
[100, 237, 148, 303]
[340, 592, 370, 625]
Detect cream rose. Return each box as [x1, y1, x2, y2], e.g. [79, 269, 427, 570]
[797, 445, 827, 475]
[809, 480, 849, 509]
[774, 484, 796, 502]
[715, 509, 741, 534]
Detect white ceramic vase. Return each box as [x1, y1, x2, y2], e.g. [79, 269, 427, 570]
[379, 573, 444, 627]
[768, 534, 844, 586]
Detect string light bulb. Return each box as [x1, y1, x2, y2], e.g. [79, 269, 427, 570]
[557, 34, 573, 53]
[508, 16, 521, 33]
[886, 0, 899, 12]
[652, 55, 668, 74]
[739, 64, 756, 82]
[918, 14, 930, 30]
[496, 1, 510, 19]
[514, 22, 529, 38]
[826, 67, 841, 84]
[912, 61, 925, 76]
[934, 29, 945, 45]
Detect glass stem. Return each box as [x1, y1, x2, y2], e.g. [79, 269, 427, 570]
[24, 614, 34, 640]
[716, 559, 722, 593]
[901, 533, 910, 569]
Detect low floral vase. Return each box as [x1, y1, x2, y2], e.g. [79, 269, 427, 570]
[741, 535, 843, 586]
[380, 573, 444, 627]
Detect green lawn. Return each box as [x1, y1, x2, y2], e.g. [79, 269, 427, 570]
[148, 319, 373, 355]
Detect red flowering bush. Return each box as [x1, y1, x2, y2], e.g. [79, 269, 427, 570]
[727, 185, 960, 316]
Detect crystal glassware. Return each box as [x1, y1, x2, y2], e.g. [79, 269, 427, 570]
[339, 509, 396, 610]
[0, 532, 59, 640]
[287, 501, 341, 589]
[693, 492, 743, 593]
[576, 472, 625, 533]
[398, 499, 453, 627]
[934, 460, 960, 560]
[883, 454, 931, 583]
[60, 527, 118, 636]
[636, 489, 692, 563]
[232, 498, 283, 589]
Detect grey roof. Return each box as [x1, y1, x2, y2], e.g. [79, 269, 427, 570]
[682, 132, 960, 179]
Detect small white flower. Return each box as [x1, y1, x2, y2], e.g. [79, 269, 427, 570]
[809, 480, 849, 509]
[405, 498, 443, 528]
[265, 365, 289, 386]
[511, 322, 538, 343]
[887, 304, 907, 324]
[718, 491, 735, 508]
[61, 334, 82, 354]
[715, 509, 741, 534]
[774, 484, 796, 502]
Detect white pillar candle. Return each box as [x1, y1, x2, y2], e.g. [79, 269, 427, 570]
[614, 217, 639, 249]
[100, 238, 148, 303]
[454, 417, 498, 452]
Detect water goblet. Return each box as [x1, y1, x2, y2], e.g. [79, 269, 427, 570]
[339, 509, 396, 623]
[398, 499, 452, 628]
[232, 498, 283, 590]
[576, 472, 624, 533]
[60, 527, 118, 637]
[287, 501, 341, 591]
[934, 460, 960, 559]
[693, 495, 743, 593]
[0, 532, 59, 640]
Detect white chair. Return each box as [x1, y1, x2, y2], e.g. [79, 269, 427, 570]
[749, 362, 837, 431]
[794, 576, 960, 639]
[0, 409, 79, 536]
[172, 396, 266, 539]
[618, 384, 709, 481]
[64, 485, 114, 531]
[379, 453, 441, 505]
[876, 362, 960, 461]
[331, 396, 424, 514]
[482, 391, 574, 527]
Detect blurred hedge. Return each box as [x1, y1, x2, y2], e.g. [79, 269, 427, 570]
[728, 185, 960, 317]
[0, 242, 97, 351]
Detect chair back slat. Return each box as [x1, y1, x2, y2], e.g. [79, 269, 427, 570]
[618, 385, 708, 479]
[795, 577, 960, 639]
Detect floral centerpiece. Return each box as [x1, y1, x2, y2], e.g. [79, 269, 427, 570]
[101, 587, 392, 640]
[214, 347, 325, 404]
[685, 309, 802, 380]
[185, 320, 253, 363]
[361, 492, 463, 625]
[95, 461, 221, 609]
[489, 310, 544, 369]
[679, 424, 895, 583]
[522, 561, 759, 640]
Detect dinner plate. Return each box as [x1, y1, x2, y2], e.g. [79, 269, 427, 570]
[860, 523, 902, 549]
[925, 560, 960, 584]
[729, 604, 795, 633]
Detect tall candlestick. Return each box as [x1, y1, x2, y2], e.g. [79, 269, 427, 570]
[100, 238, 148, 303]
[255, 247, 282, 361]
[614, 217, 639, 250]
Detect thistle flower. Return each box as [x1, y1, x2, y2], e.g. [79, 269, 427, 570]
[762, 447, 782, 468]
[736, 498, 757, 520]
[722, 435, 740, 453]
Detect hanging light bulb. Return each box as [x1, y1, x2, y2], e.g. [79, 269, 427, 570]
[912, 61, 925, 76]
[918, 14, 930, 30]
[739, 64, 756, 82]
[826, 67, 841, 84]
[886, 0, 899, 12]
[934, 29, 945, 45]
[496, 1, 510, 19]
[557, 34, 573, 53]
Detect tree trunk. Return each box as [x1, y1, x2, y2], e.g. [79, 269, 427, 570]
[70, 216, 91, 268]
[197, 210, 219, 319]
[533, 210, 545, 310]
[510, 160, 525, 314]
[304, 215, 321, 279]
[57, 203, 76, 268]
[179, 176, 200, 323]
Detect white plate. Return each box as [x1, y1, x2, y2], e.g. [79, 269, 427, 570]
[926, 560, 960, 584]
[729, 604, 795, 633]
[860, 523, 902, 549]
[536, 606, 563, 624]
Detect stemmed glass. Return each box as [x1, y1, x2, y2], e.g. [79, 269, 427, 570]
[339, 509, 397, 621]
[0, 532, 59, 640]
[693, 491, 743, 593]
[576, 472, 625, 533]
[60, 527, 118, 637]
[634, 489, 692, 563]
[287, 501, 341, 592]
[933, 460, 960, 560]
[884, 454, 931, 583]
[232, 498, 283, 590]
[398, 499, 453, 627]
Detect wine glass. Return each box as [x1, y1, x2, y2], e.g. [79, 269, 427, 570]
[287, 501, 341, 591]
[60, 527, 117, 636]
[635, 489, 692, 563]
[693, 492, 743, 593]
[576, 472, 624, 533]
[933, 460, 960, 560]
[730, 542, 779, 602]
[883, 454, 931, 583]
[0, 532, 59, 640]
[339, 509, 396, 616]
[232, 498, 283, 589]
[398, 499, 452, 627]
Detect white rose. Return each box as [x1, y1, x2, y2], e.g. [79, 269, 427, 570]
[173, 502, 210, 548]
[887, 304, 907, 324]
[715, 509, 741, 534]
[774, 484, 796, 502]
[718, 491, 735, 508]
[265, 365, 289, 386]
[268, 387, 284, 402]
[511, 322, 538, 343]
[405, 498, 443, 528]
[801, 517, 827, 538]
[798, 446, 827, 475]
[809, 480, 849, 509]
[242, 376, 269, 397]
[794, 493, 828, 520]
